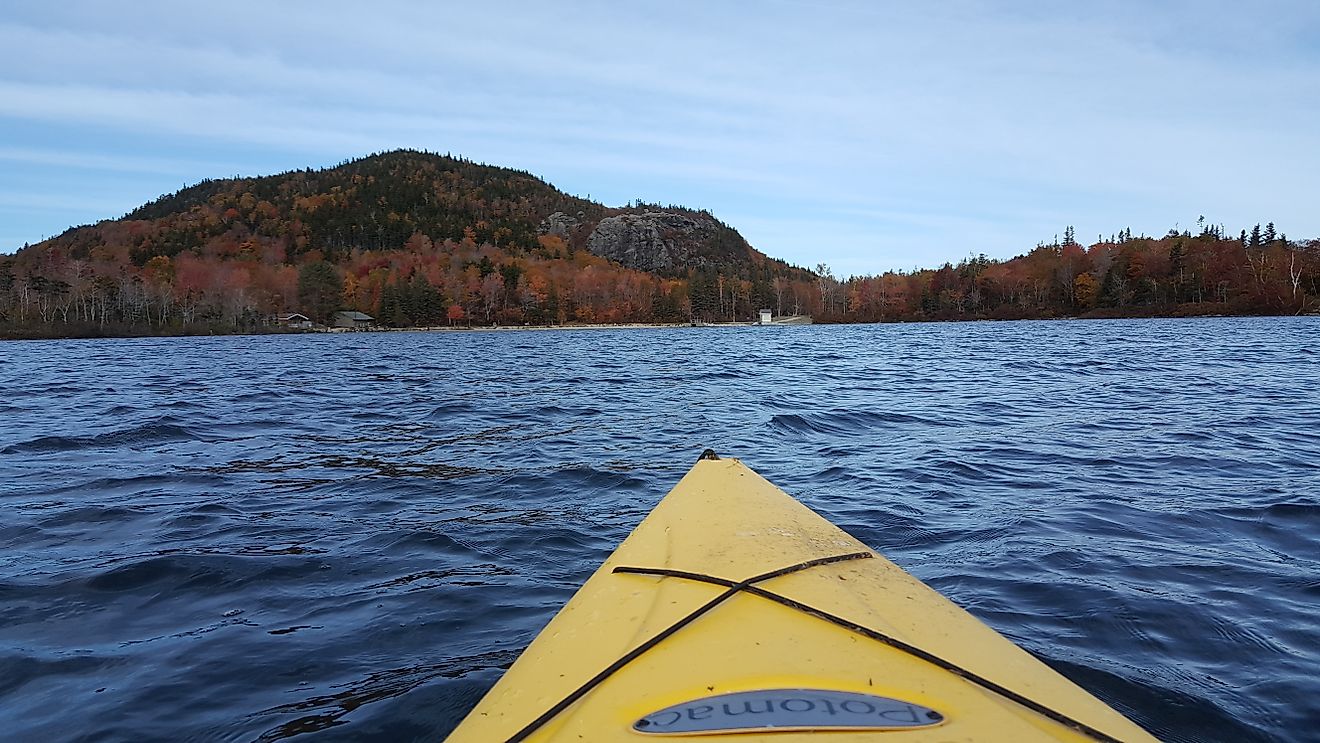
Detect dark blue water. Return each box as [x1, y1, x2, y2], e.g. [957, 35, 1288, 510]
[2, 318, 1318, 742]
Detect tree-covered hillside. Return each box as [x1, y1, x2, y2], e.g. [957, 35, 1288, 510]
[119, 150, 606, 262]
[0, 150, 815, 336]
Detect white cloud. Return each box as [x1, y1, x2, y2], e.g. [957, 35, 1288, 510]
[1, 1, 1318, 270]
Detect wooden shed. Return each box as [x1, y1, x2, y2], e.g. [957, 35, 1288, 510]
[333, 311, 374, 329]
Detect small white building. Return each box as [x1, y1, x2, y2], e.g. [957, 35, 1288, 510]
[758, 309, 773, 324]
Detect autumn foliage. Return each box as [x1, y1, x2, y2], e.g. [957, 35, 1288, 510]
[824, 227, 1319, 323]
[1, 150, 1317, 338]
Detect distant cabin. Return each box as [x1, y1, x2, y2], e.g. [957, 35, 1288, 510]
[273, 312, 313, 329]
[333, 311, 374, 329]
[758, 309, 773, 324]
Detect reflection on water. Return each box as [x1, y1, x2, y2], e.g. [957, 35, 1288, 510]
[1, 318, 1318, 741]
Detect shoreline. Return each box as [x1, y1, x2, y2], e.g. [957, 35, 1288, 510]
[2, 311, 1312, 342]
[380, 318, 813, 333]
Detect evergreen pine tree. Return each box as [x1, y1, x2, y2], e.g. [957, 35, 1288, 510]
[407, 275, 441, 325]
[377, 283, 399, 326]
[1169, 242, 1185, 303]
[297, 261, 343, 324]
[1097, 267, 1118, 307]
[399, 278, 418, 324]
[650, 285, 679, 323]
[688, 269, 719, 320]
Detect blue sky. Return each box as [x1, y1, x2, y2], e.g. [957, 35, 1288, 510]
[2, 1, 1317, 276]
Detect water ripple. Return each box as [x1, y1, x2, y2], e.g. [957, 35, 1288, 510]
[1, 317, 1318, 741]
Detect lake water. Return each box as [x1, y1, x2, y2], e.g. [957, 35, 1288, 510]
[1, 318, 1317, 742]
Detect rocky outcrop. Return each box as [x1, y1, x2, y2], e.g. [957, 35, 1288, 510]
[538, 211, 582, 239]
[585, 211, 744, 274]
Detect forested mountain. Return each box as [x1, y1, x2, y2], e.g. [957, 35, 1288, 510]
[1, 149, 1317, 339]
[0, 150, 813, 335]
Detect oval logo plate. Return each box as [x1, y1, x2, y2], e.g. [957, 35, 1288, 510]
[633, 688, 945, 735]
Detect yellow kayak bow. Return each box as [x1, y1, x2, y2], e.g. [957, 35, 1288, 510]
[447, 452, 1157, 742]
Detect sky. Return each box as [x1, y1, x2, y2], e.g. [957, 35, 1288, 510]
[2, 1, 1318, 276]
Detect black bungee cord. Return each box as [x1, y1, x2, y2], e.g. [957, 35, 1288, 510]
[502, 550, 1129, 743]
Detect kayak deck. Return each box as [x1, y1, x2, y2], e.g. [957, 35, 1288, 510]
[447, 456, 1157, 742]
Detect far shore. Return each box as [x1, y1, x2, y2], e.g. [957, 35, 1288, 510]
[386, 322, 695, 332]
[0, 318, 809, 341]
[366, 318, 813, 333]
[7, 311, 1316, 342]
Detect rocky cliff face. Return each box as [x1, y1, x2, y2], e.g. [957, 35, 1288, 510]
[583, 211, 747, 275]
[538, 211, 583, 240]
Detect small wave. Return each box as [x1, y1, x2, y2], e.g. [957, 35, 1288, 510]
[1043, 658, 1278, 743]
[425, 402, 476, 419]
[373, 529, 512, 559]
[3, 422, 202, 454]
[365, 564, 515, 591]
[38, 505, 145, 528]
[1205, 615, 1293, 656]
[47, 473, 225, 497]
[1216, 498, 1320, 524]
[505, 405, 602, 419]
[85, 556, 193, 592]
[0, 652, 123, 698]
[249, 650, 520, 742]
[767, 410, 949, 437]
[84, 552, 326, 594]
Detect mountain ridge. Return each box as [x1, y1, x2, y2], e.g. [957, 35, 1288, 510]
[89, 149, 800, 278]
[4, 149, 814, 333]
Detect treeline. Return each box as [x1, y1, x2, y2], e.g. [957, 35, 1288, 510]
[0, 227, 823, 337]
[818, 224, 1319, 323]
[5, 221, 1314, 339]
